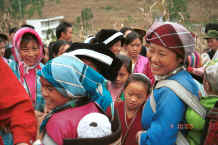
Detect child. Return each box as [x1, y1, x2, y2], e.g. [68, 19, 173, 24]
[124, 31, 155, 85]
[48, 40, 70, 60]
[186, 59, 218, 145]
[108, 73, 151, 145]
[9, 27, 45, 112]
[108, 54, 132, 101]
[37, 53, 121, 145]
[93, 29, 124, 55]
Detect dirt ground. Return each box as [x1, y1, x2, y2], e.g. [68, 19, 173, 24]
[34, 0, 218, 42]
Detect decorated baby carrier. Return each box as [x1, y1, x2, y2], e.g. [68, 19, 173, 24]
[150, 79, 207, 145]
[63, 105, 122, 145]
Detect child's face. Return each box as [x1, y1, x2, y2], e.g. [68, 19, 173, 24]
[111, 41, 122, 55]
[57, 44, 70, 56]
[19, 40, 40, 66]
[124, 81, 148, 111]
[114, 65, 129, 88]
[40, 77, 70, 111]
[126, 38, 142, 59]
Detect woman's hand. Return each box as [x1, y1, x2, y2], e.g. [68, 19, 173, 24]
[136, 130, 145, 145]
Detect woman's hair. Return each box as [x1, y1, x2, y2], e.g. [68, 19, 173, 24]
[124, 73, 151, 95]
[120, 27, 132, 34]
[20, 33, 39, 48]
[124, 31, 141, 45]
[48, 40, 69, 60]
[117, 54, 132, 74]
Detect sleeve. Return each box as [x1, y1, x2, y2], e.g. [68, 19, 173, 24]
[35, 76, 45, 112]
[0, 57, 37, 145]
[139, 88, 186, 145]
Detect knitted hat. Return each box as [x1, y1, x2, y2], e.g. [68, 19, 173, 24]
[66, 42, 122, 81]
[95, 29, 124, 49]
[77, 113, 112, 138]
[204, 59, 218, 93]
[146, 22, 195, 59]
[186, 51, 201, 68]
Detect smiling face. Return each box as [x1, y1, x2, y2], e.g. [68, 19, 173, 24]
[40, 77, 70, 111]
[147, 43, 183, 76]
[19, 40, 40, 66]
[110, 40, 122, 55]
[124, 81, 148, 111]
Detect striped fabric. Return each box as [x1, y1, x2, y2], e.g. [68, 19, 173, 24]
[146, 22, 195, 59]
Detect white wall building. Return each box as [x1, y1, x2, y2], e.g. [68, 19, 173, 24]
[26, 16, 64, 44]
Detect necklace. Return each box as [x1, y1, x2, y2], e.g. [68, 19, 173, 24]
[124, 102, 139, 129]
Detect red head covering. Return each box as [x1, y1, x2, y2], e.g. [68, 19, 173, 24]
[146, 22, 195, 59]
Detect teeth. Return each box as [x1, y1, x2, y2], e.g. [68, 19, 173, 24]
[151, 64, 160, 69]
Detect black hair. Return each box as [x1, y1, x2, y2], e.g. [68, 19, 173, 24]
[0, 33, 8, 42]
[48, 40, 69, 60]
[117, 54, 132, 74]
[21, 24, 35, 29]
[66, 42, 122, 81]
[120, 27, 132, 34]
[56, 21, 72, 39]
[124, 31, 141, 45]
[9, 27, 18, 35]
[20, 33, 39, 48]
[123, 73, 151, 95]
[205, 23, 218, 33]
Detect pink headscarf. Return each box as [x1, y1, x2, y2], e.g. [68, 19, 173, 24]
[12, 27, 44, 103]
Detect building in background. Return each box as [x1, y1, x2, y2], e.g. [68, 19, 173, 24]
[26, 16, 64, 44]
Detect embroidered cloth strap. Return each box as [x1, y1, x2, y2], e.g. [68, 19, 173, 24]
[155, 80, 206, 119]
[149, 80, 207, 145]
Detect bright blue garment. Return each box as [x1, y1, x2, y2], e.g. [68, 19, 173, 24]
[139, 70, 199, 145]
[8, 60, 45, 112]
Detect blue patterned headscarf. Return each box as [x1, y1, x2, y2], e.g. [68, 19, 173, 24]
[38, 53, 112, 107]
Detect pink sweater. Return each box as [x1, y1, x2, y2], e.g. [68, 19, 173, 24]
[133, 55, 155, 85]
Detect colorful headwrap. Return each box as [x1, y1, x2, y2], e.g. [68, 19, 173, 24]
[146, 22, 195, 60]
[38, 53, 109, 100]
[12, 27, 44, 66]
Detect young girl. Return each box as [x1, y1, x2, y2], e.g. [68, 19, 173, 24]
[108, 73, 151, 145]
[94, 29, 124, 55]
[38, 53, 121, 145]
[108, 54, 132, 101]
[125, 31, 155, 85]
[9, 27, 45, 112]
[48, 40, 70, 60]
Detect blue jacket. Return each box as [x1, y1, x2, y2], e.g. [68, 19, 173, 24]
[139, 70, 199, 145]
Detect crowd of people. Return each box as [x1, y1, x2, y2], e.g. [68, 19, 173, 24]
[0, 21, 218, 145]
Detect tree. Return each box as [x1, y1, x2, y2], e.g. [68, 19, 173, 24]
[0, 0, 60, 32]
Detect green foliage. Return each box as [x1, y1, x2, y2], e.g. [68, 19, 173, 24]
[73, 8, 94, 36]
[167, 0, 189, 22]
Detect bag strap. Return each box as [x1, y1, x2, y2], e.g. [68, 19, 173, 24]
[149, 80, 207, 145]
[155, 80, 207, 119]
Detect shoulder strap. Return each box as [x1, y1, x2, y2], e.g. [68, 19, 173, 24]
[155, 80, 207, 119]
[149, 80, 207, 145]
